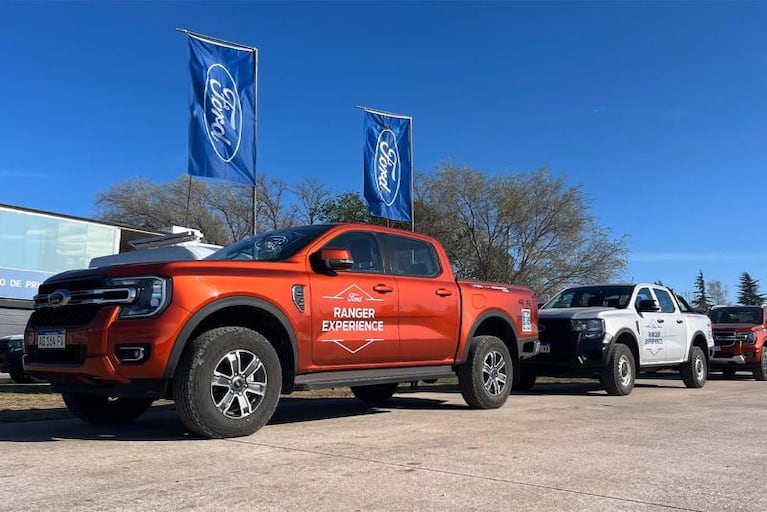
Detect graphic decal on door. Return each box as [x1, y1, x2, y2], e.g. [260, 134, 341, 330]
[643, 319, 664, 356]
[322, 284, 384, 302]
[321, 284, 386, 355]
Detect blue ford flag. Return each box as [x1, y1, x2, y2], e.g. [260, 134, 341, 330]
[188, 33, 257, 186]
[362, 109, 413, 222]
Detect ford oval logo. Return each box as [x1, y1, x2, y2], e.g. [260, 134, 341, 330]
[48, 289, 71, 308]
[374, 129, 401, 207]
[203, 63, 243, 163]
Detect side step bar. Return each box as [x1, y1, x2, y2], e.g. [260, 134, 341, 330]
[293, 365, 455, 391]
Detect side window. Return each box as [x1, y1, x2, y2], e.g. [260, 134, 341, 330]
[324, 232, 383, 274]
[387, 235, 441, 278]
[635, 287, 653, 310]
[654, 289, 676, 313]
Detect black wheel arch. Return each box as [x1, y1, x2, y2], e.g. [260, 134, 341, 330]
[164, 296, 298, 392]
[460, 310, 520, 377]
[689, 331, 711, 361]
[606, 328, 640, 367]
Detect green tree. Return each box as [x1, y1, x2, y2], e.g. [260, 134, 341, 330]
[414, 164, 627, 297]
[318, 192, 377, 224]
[737, 272, 765, 305]
[692, 270, 712, 312]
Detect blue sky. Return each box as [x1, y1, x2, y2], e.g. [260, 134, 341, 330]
[0, 1, 765, 300]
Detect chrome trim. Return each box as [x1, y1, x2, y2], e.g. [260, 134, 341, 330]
[33, 288, 136, 309]
[713, 332, 748, 347]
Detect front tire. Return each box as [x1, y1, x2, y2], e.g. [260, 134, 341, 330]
[752, 348, 767, 381]
[62, 393, 153, 424]
[681, 345, 707, 388]
[351, 383, 399, 404]
[458, 335, 512, 409]
[173, 326, 282, 439]
[601, 343, 635, 396]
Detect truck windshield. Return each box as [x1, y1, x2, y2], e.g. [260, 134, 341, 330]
[543, 285, 635, 309]
[709, 307, 763, 324]
[205, 225, 333, 262]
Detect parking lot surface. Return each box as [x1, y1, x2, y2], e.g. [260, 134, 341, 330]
[1, 375, 765, 512]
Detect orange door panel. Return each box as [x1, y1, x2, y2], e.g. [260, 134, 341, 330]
[309, 274, 399, 367]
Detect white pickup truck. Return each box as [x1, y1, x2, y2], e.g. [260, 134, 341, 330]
[518, 283, 714, 395]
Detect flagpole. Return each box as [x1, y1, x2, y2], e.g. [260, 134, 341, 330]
[252, 47, 259, 236]
[410, 116, 415, 232]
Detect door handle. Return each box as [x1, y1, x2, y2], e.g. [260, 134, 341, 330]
[676, 319, 684, 324]
[657, 319, 665, 323]
[373, 284, 394, 293]
[436, 288, 453, 297]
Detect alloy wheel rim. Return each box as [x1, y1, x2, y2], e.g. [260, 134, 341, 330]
[618, 355, 632, 387]
[695, 355, 705, 381]
[482, 350, 508, 396]
[762, 350, 767, 374]
[210, 349, 267, 419]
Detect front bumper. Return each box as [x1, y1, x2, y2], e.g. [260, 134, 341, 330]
[23, 303, 189, 393]
[522, 330, 608, 377]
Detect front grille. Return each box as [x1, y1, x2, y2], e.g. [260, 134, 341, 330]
[713, 332, 747, 347]
[39, 276, 106, 295]
[28, 305, 101, 328]
[27, 345, 87, 365]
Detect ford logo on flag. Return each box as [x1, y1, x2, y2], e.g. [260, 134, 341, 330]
[374, 129, 401, 206]
[204, 63, 243, 163]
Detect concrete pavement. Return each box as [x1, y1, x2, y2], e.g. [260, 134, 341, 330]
[1, 375, 765, 511]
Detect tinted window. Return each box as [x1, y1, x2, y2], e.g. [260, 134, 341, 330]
[324, 231, 384, 273]
[709, 307, 763, 324]
[543, 286, 635, 309]
[207, 225, 332, 262]
[387, 235, 441, 278]
[654, 289, 676, 313]
[634, 287, 653, 309]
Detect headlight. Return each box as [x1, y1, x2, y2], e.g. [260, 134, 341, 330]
[572, 319, 605, 339]
[108, 277, 171, 319]
[745, 332, 757, 344]
[10, 339, 23, 352]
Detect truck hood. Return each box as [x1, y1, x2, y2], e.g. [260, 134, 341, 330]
[41, 260, 299, 287]
[539, 307, 616, 320]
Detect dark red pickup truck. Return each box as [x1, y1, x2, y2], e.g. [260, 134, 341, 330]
[709, 305, 767, 380]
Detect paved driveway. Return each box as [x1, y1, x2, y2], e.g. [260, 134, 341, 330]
[1, 375, 765, 511]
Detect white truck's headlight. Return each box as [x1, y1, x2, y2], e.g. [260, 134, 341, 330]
[572, 319, 605, 339]
[108, 277, 171, 319]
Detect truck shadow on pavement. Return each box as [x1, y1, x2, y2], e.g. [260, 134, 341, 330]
[0, 395, 460, 443]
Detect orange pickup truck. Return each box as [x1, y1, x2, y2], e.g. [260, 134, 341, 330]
[24, 224, 539, 438]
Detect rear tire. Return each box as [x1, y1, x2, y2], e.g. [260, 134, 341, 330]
[62, 393, 153, 424]
[458, 335, 512, 409]
[173, 326, 282, 439]
[513, 370, 536, 392]
[681, 345, 707, 388]
[350, 383, 399, 404]
[601, 344, 635, 396]
[752, 348, 767, 381]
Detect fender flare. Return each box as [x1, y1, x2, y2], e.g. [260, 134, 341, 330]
[686, 330, 711, 359]
[459, 310, 519, 364]
[605, 327, 639, 364]
[163, 296, 298, 380]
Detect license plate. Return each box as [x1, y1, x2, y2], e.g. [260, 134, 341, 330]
[540, 343, 551, 354]
[37, 330, 66, 349]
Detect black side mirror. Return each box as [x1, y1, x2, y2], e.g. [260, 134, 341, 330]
[637, 299, 660, 312]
